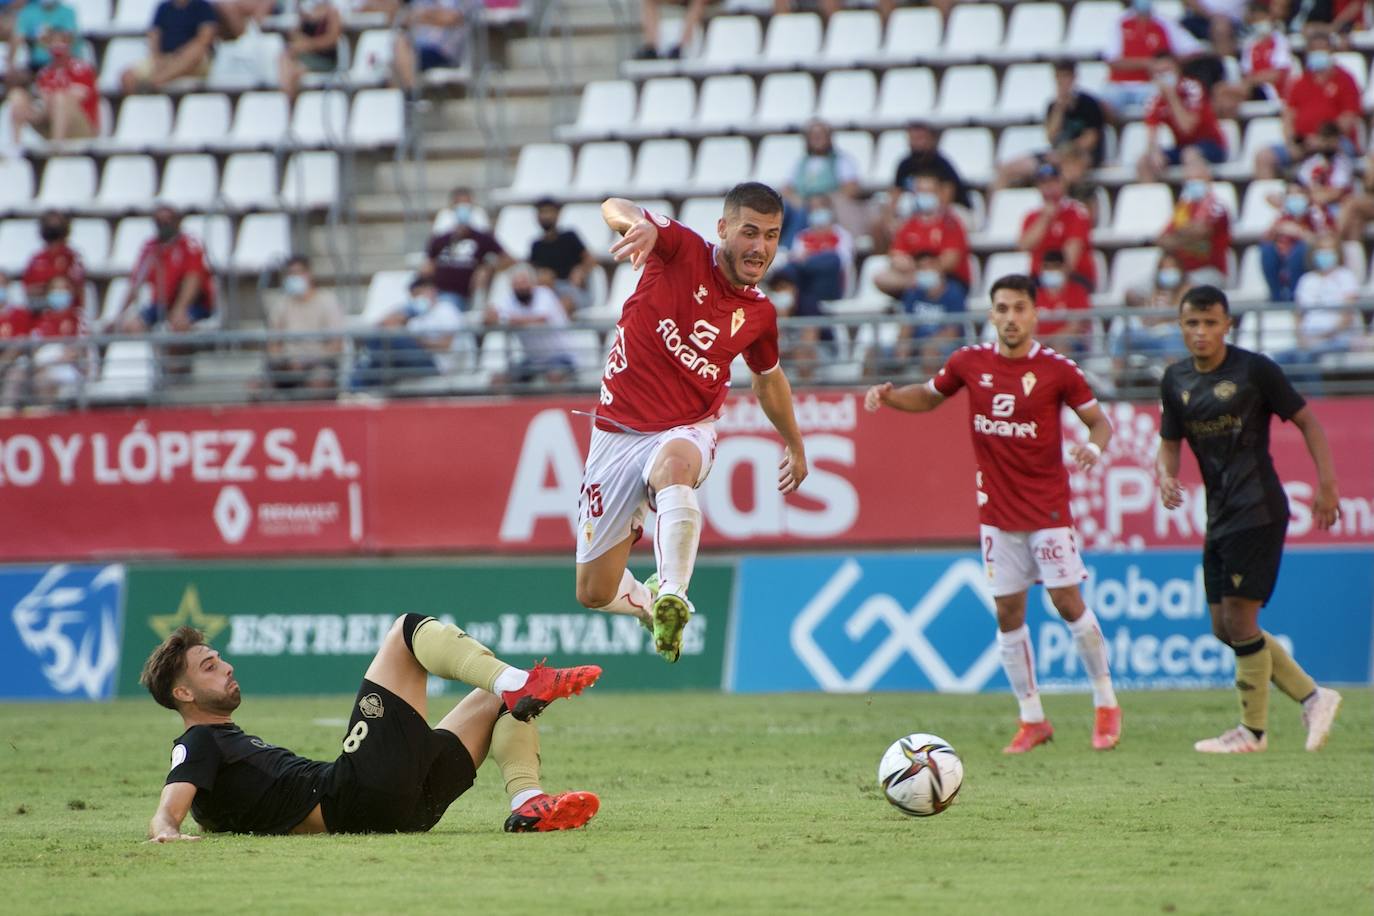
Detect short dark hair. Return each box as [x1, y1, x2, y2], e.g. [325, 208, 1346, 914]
[1053, 60, 1076, 75]
[140, 626, 206, 710]
[286, 254, 310, 271]
[724, 182, 784, 218]
[913, 249, 939, 262]
[1180, 284, 1230, 314]
[990, 273, 1038, 302]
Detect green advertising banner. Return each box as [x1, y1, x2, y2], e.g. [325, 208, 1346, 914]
[118, 561, 733, 697]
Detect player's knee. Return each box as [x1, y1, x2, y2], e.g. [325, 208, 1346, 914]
[395, 613, 434, 653]
[576, 581, 615, 609]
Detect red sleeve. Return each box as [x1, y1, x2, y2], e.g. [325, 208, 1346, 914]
[183, 238, 209, 275]
[643, 209, 691, 262]
[743, 308, 780, 374]
[1060, 358, 1098, 410]
[1338, 72, 1360, 113]
[946, 215, 969, 256]
[1143, 94, 1164, 125]
[930, 348, 967, 397]
[1068, 205, 1091, 244]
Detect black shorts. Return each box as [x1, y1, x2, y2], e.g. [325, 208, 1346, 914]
[321, 680, 477, 833]
[1202, 520, 1287, 606]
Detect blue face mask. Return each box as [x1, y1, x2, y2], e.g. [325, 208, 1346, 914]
[1313, 249, 1339, 271]
[808, 208, 833, 229]
[1039, 270, 1065, 291]
[915, 268, 942, 290]
[283, 274, 309, 297]
[47, 290, 72, 310]
[1157, 268, 1182, 289]
[915, 191, 940, 213]
[1284, 194, 1308, 217]
[452, 203, 473, 227]
[1305, 50, 1331, 72]
[1132, 0, 1152, 13]
[1181, 180, 1208, 202]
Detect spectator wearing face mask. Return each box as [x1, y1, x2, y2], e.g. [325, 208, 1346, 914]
[354, 275, 471, 388]
[1020, 162, 1096, 294]
[1137, 52, 1228, 181]
[877, 172, 971, 307]
[782, 195, 854, 311]
[1337, 148, 1374, 242]
[22, 209, 85, 314]
[1113, 252, 1191, 375]
[12, 0, 85, 77]
[1274, 235, 1361, 381]
[1035, 249, 1093, 355]
[117, 204, 216, 333]
[6, 28, 98, 150]
[431, 186, 482, 235]
[781, 119, 863, 247]
[1295, 121, 1356, 224]
[1255, 31, 1363, 179]
[1259, 182, 1334, 302]
[1156, 152, 1230, 288]
[483, 263, 577, 385]
[262, 255, 345, 393]
[1101, 0, 1202, 118]
[423, 202, 511, 313]
[0, 274, 88, 406]
[529, 197, 597, 315]
[865, 249, 966, 380]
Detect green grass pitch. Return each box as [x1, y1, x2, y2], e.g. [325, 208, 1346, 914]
[2, 689, 1370, 915]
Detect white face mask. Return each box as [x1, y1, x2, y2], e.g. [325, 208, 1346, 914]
[283, 274, 309, 297]
[915, 268, 942, 289]
[1039, 270, 1065, 291]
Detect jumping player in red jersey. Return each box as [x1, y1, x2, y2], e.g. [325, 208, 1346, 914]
[575, 183, 809, 663]
[865, 274, 1122, 753]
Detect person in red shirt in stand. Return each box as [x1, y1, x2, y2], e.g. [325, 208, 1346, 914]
[1035, 250, 1093, 355]
[575, 183, 809, 665]
[877, 171, 971, 303]
[1101, 0, 1202, 117]
[22, 210, 86, 315]
[1215, 4, 1292, 117]
[1020, 162, 1097, 293]
[5, 29, 99, 149]
[117, 204, 216, 334]
[1255, 31, 1363, 179]
[1260, 180, 1333, 301]
[1157, 152, 1231, 287]
[866, 273, 1120, 754]
[1138, 52, 1229, 181]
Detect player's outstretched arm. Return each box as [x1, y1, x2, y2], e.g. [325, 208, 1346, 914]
[1292, 406, 1341, 530]
[1069, 402, 1113, 470]
[752, 368, 808, 494]
[147, 782, 200, 843]
[1155, 437, 1184, 510]
[864, 381, 944, 414]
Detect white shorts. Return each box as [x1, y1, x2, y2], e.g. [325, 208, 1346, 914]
[979, 525, 1087, 598]
[575, 420, 717, 564]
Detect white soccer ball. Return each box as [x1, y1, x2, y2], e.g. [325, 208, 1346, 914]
[877, 733, 963, 817]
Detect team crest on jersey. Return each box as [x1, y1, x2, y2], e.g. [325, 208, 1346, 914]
[1181, 390, 1190, 405]
[359, 693, 385, 719]
[583, 521, 595, 544]
[979, 373, 994, 388]
[1214, 380, 1237, 401]
[730, 307, 745, 337]
[1021, 372, 1037, 395]
[1231, 574, 1244, 587]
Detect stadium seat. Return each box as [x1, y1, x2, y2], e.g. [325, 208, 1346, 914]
[816, 69, 877, 127]
[1077, 61, 1111, 94]
[0, 159, 35, 215]
[1235, 179, 1284, 239]
[678, 197, 726, 240]
[995, 125, 1048, 165]
[1239, 308, 1298, 355]
[1106, 247, 1163, 302]
[688, 15, 762, 73]
[872, 6, 941, 63]
[873, 67, 936, 128]
[629, 139, 692, 197]
[221, 153, 280, 211]
[112, 0, 157, 31]
[225, 92, 291, 149]
[168, 93, 231, 151]
[1110, 121, 1175, 174]
[68, 218, 111, 272]
[90, 155, 154, 214]
[1216, 117, 1283, 179]
[935, 66, 996, 124]
[833, 131, 875, 184]
[633, 77, 697, 135]
[291, 91, 349, 147]
[598, 261, 640, 319]
[495, 143, 573, 202]
[107, 217, 154, 273]
[97, 277, 133, 327]
[870, 129, 908, 188]
[979, 251, 1031, 294]
[86, 340, 155, 402]
[231, 212, 290, 272]
[752, 133, 805, 188]
[819, 9, 881, 66]
[1335, 52, 1368, 92]
[35, 157, 97, 210]
[559, 202, 614, 256]
[182, 214, 233, 269]
[997, 63, 1056, 122]
[71, 0, 112, 34]
[349, 29, 395, 87]
[559, 79, 636, 140]
[96, 37, 144, 93]
[939, 3, 1004, 61]
[999, 3, 1065, 58]
[1105, 183, 1173, 243]
[824, 254, 889, 314]
[1209, 180, 1239, 219]
[1231, 245, 1268, 302]
[937, 128, 994, 185]
[102, 95, 173, 151]
[754, 12, 822, 69]
[361, 269, 414, 324]
[159, 155, 219, 211]
[755, 72, 816, 129]
[1066, 1, 1125, 56]
[0, 220, 39, 274]
[281, 151, 339, 210]
[348, 89, 404, 147]
[571, 141, 633, 198]
[681, 77, 747, 138]
[978, 188, 1042, 246]
[492, 205, 537, 255]
[689, 136, 752, 194]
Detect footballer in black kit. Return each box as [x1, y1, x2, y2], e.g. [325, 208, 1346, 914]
[1155, 285, 1343, 755]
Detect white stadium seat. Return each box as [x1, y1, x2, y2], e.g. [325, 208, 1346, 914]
[980, 251, 1031, 294]
[1066, 1, 1125, 55]
[36, 157, 97, 209]
[182, 214, 233, 269]
[0, 159, 35, 213]
[68, 218, 111, 271]
[558, 202, 614, 255]
[820, 9, 882, 65]
[86, 341, 155, 402]
[634, 77, 697, 134]
[752, 133, 805, 188]
[107, 217, 154, 273]
[690, 136, 752, 194]
[1235, 179, 1284, 238]
[349, 89, 403, 147]
[226, 92, 290, 149]
[1001, 3, 1065, 57]
[937, 128, 994, 185]
[561, 79, 636, 139]
[678, 197, 725, 241]
[158, 154, 219, 210]
[291, 91, 349, 147]
[1107, 247, 1163, 301]
[979, 188, 1043, 247]
[1113, 121, 1174, 173]
[604, 261, 641, 317]
[281, 152, 340, 210]
[71, 0, 112, 33]
[349, 29, 395, 87]
[997, 63, 1056, 121]
[935, 65, 996, 123]
[231, 212, 290, 272]
[873, 7, 941, 63]
[493, 205, 538, 255]
[221, 153, 280, 211]
[169, 93, 232, 151]
[361, 270, 413, 324]
[689, 15, 762, 72]
[97, 37, 144, 93]
[629, 139, 692, 197]
[995, 125, 1048, 164]
[816, 69, 877, 127]
[833, 131, 875, 183]
[1217, 117, 1283, 179]
[1231, 245, 1268, 302]
[103, 95, 173, 151]
[693, 75, 754, 132]
[0, 220, 40, 274]
[754, 72, 816, 129]
[870, 129, 908, 187]
[1105, 183, 1174, 243]
[755, 12, 822, 69]
[113, 0, 158, 31]
[940, 3, 1004, 60]
[571, 141, 633, 198]
[497, 143, 573, 201]
[92, 155, 155, 214]
[874, 68, 936, 127]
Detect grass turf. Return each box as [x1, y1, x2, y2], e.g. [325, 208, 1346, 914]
[1, 688, 1370, 915]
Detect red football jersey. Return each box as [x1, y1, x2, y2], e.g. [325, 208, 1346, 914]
[130, 234, 216, 311]
[1144, 77, 1227, 151]
[928, 341, 1098, 531]
[1285, 68, 1362, 143]
[23, 243, 86, 312]
[595, 211, 780, 434]
[1021, 200, 1096, 287]
[1160, 195, 1230, 274]
[36, 58, 99, 130]
[891, 212, 972, 288]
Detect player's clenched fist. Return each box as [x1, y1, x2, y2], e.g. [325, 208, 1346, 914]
[1158, 476, 1183, 510]
[609, 218, 658, 270]
[864, 382, 893, 412]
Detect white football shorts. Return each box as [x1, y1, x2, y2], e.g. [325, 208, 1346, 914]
[979, 525, 1087, 598]
[575, 420, 717, 564]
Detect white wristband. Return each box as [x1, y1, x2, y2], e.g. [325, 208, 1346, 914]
[1084, 442, 1102, 459]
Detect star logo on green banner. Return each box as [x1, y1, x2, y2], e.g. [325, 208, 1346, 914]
[148, 585, 229, 643]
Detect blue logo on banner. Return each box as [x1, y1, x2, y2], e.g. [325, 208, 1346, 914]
[0, 565, 125, 700]
[729, 550, 1374, 693]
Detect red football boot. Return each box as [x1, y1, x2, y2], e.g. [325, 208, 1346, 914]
[501, 662, 602, 722]
[503, 792, 600, 833]
[1003, 719, 1055, 754]
[1092, 706, 1122, 750]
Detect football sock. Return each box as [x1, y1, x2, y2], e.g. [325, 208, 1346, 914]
[653, 484, 701, 596]
[404, 615, 524, 695]
[490, 710, 542, 809]
[1263, 630, 1317, 703]
[593, 569, 653, 620]
[997, 625, 1045, 723]
[1233, 634, 1272, 736]
[1066, 609, 1117, 708]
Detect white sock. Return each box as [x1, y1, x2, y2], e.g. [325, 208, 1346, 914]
[653, 484, 701, 596]
[510, 787, 544, 810]
[492, 667, 528, 694]
[1067, 608, 1118, 708]
[997, 625, 1045, 723]
[593, 569, 653, 620]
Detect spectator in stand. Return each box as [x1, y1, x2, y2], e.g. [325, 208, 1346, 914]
[0, 2, 15, 48]
[423, 205, 511, 313]
[632, 0, 707, 60]
[1259, 181, 1332, 301]
[1296, 121, 1356, 223]
[1036, 249, 1093, 355]
[1282, 0, 1368, 37]
[214, 0, 274, 39]
[865, 249, 966, 380]
[781, 119, 863, 247]
[1275, 234, 1361, 381]
[22, 209, 84, 315]
[894, 121, 968, 208]
[876, 172, 971, 307]
[1179, 0, 1242, 56]
[530, 197, 597, 315]
[261, 256, 345, 393]
[117, 204, 216, 332]
[0, 274, 87, 406]
[277, 0, 342, 101]
[1255, 31, 1363, 179]
[1338, 148, 1374, 241]
[770, 194, 855, 380]
[763, 275, 821, 384]
[431, 185, 479, 235]
[1157, 152, 1231, 288]
[354, 275, 468, 387]
[1020, 162, 1097, 294]
[1101, 0, 1202, 118]
[1137, 52, 1228, 180]
[1112, 251, 1190, 374]
[1214, 4, 1293, 117]
[392, 0, 467, 92]
[992, 61, 1106, 197]
[483, 263, 577, 385]
[120, 0, 218, 94]
[11, 0, 85, 78]
[6, 28, 98, 148]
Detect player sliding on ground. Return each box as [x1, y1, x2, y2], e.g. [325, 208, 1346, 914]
[865, 274, 1123, 754]
[1156, 285, 1343, 754]
[574, 182, 808, 663]
[141, 616, 601, 840]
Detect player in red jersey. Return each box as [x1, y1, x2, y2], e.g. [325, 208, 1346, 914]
[575, 183, 808, 663]
[865, 274, 1121, 753]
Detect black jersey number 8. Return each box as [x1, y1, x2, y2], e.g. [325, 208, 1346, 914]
[343, 721, 369, 753]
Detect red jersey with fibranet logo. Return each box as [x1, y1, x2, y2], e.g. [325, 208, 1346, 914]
[595, 211, 780, 434]
[928, 341, 1098, 531]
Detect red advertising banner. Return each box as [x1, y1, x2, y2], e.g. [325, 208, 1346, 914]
[1, 393, 1370, 561]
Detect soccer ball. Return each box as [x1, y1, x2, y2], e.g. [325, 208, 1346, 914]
[877, 733, 963, 817]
